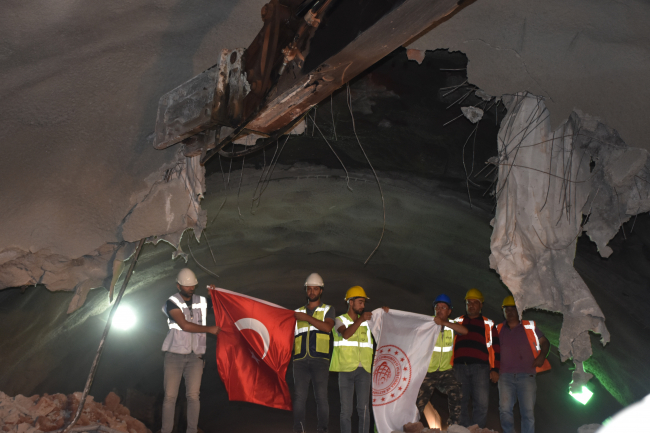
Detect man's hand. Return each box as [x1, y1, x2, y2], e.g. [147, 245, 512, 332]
[434, 316, 445, 326]
[381, 306, 390, 313]
[207, 325, 221, 336]
[295, 311, 311, 321]
[533, 355, 545, 368]
[207, 284, 217, 290]
[490, 371, 499, 383]
[360, 311, 372, 322]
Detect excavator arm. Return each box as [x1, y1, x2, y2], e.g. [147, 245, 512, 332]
[152, 0, 463, 164]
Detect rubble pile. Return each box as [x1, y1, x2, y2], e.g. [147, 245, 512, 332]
[0, 391, 150, 433]
[396, 422, 498, 433]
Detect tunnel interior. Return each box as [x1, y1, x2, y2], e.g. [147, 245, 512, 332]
[2, 48, 649, 433]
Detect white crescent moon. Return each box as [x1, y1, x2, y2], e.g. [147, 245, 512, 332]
[234, 318, 270, 359]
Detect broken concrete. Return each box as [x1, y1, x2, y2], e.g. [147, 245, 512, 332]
[0, 150, 206, 313]
[408, 0, 650, 152]
[0, 391, 149, 433]
[489, 92, 650, 389]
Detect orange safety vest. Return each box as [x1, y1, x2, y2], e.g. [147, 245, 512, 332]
[496, 320, 551, 373]
[449, 315, 496, 369]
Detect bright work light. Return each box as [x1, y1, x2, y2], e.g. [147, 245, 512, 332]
[112, 305, 137, 330]
[569, 386, 593, 405]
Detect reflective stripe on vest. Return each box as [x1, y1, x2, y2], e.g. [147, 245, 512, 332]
[333, 316, 373, 348]
[330, 314, 374, 373]
[161, 293, 207, 355]
[165, 296, 207, 327]
[450, 315, 496, 369]
[496, 320, 551, 373]
[429, 319, 455, 372]
[293, 304, 332, 360]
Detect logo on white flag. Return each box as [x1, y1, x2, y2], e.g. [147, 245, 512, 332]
[372, 345, 411, 406]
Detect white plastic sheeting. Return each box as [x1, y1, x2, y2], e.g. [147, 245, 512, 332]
[489, 93, 650, 389]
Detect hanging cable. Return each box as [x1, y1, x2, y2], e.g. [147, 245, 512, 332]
[251, 141, 278, 213]
[202, 230, 219, 268]
[62, 238, 146, 433]
[309, 113, 352, 192]
[330, 94, 338, 140]
[237, 155, 245, 220]
[188, 232, 220, 278]
[209, 155, 232, 226]
[346, 84, 386, 265]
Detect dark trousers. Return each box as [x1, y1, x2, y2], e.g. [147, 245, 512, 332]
[293, 358, 330, 433]
[454, 363, 490, 428]
[416, 369, 462, 426]
[338, 367, 371, 433]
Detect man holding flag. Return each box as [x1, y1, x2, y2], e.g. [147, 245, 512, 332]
[208, 285, 296, 411]
[366, 303, 441, 433]
[161, 268, 220, 433]
[330, 286, 381, 433]
[415, 294, 467, 428]
[292, 273, 336, 433]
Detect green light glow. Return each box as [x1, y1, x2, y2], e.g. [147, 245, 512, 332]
[570, 386, 594, 405]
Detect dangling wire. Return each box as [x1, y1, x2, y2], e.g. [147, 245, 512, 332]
[236, 155, 245, 220]
[188, 231, 220, 278]
[309, 112, 352, 192]
[251, 135, 291, 211]
[202, 230, 219, 268]
[346, 83, 386, 265]
[330, 94, 338, 140]
[209, 155, 232, 225]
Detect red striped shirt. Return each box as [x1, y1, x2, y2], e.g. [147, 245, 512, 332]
[453, 315, 500, 371]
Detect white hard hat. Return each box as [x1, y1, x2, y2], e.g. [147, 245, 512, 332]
[177, 268, 198, 286]
[304, 273, 324, 287]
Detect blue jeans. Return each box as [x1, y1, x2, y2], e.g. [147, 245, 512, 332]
[499, 373, 537, 433]
[293, 358, 330, 433]
[338, 367, 371, 433]
[454, 364, 490, 428]
[162, 352, 204, 433]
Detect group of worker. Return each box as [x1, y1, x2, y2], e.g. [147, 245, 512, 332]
[291, 273, 550, 433]
[159, 268, 550, 433]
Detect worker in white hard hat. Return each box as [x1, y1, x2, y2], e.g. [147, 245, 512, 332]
[160, 268, 220, 433]
[330, 286, 387, 433]
[292, 273, 336, 433]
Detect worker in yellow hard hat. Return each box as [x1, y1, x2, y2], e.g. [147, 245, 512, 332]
[450, 288, 500, 428]
[496, 295, 551, 433]
[330, 286, 385, 433]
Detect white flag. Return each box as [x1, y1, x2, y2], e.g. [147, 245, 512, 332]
[367, 308, 440, 433]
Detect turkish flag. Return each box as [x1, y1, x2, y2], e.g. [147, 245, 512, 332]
[210, 288, 295, 410]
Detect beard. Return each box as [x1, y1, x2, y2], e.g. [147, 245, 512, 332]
[307, 294, 321, 303]
[352, 307, 364, 316]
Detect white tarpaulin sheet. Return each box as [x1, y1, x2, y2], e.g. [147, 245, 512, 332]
[367, 309, 440, 433]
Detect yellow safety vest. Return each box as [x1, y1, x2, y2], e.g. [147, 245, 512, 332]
[428, 318, 455, 372]
[294, 304, 332, 360]
[330, 313, 374, 373]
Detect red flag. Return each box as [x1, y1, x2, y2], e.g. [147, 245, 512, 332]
[210, 288, 295, 410]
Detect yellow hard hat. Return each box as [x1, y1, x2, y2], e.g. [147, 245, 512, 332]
[502, 295, 516, 307]
[465, 288, 484, 303]
[345, 286, 369, 301]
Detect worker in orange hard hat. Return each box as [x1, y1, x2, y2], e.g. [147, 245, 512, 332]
[450, 288, 500, 428]
[496, 295, 551, 433]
